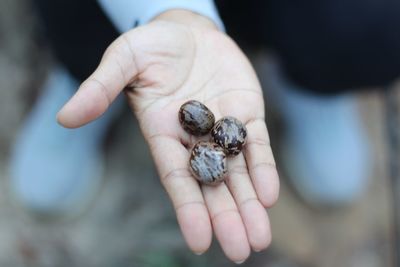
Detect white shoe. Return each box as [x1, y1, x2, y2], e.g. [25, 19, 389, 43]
[9, 66, 123, 216]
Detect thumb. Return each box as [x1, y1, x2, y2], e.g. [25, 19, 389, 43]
[57, 35, 138, 128]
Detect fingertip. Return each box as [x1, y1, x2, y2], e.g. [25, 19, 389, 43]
[252, 229, 271, 253]
[256, 235, 272, 253]
[56, 81, 110, 128]
[176, 203, 212, 255]
[56, 105, 79, 129]
[240, 200, 272, 252]
[254, 166, 280, 208]
[56, 106, 87, 129]
[213, 211, 251, 263]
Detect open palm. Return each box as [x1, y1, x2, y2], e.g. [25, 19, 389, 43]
[58, 20, 279, 263]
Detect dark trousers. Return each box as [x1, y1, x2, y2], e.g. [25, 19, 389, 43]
[34, 0, 400, 94]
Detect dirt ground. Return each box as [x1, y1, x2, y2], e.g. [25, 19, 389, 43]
[0, 1, 395, 266]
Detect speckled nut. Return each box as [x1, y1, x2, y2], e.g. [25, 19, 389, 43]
[189, 141, 227, 185]
[211, 116, 247, 156]
[179, 100, 215, 136]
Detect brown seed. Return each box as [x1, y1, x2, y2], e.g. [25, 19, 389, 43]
[179, 100, 215, 136]
[189, 141, 227, 185]
[211, 116, 247, 156]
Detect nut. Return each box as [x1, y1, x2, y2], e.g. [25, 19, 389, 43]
[189, 141, 227, 185]
[211, 116, 247, 156]
[179, 100, 215, 136]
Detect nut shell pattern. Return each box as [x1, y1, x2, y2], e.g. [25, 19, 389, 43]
[179, 100, 215, 136]
[190, 141, 227, 185]
[211, 116, 247, 156]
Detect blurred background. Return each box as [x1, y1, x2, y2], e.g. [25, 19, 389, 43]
[0, 0, 397, 266]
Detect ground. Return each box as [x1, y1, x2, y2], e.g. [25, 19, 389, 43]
[0, 1, 394, 266]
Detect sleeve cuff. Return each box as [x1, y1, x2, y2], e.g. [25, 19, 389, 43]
[97, 0, 224, 33]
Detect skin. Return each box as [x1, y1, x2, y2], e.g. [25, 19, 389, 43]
[57, 9, 280, 264]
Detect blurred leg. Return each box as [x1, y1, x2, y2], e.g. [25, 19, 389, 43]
[217, 0, 376, 206]
[9, 67, 124, 215]
[256, 57, 371, 206]
[9, 1, 124, 215]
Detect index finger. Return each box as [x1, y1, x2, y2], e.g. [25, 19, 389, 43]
[147, 133, 212, 254]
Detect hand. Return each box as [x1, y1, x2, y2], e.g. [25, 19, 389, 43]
[57, 10, 279, 263]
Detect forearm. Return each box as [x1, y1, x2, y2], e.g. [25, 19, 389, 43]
[97, 0, 224, 32]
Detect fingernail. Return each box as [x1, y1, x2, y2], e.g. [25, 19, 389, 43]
[194, 251, 204, 256]
[235, 260, 245, 264]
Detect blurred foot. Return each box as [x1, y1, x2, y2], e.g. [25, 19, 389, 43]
[279, 91, 371, 206]
[9, 67, 123, 216]
[258, 57, 371, 206]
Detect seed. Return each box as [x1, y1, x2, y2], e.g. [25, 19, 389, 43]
[189, 141, 227, 185]
[179, 100, 215, 136]
[211, 116, 247, 156]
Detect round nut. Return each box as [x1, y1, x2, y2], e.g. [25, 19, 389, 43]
[189, 141, 227, 185]
[179, 100, 215, 136]
[211, 116, 247, 156]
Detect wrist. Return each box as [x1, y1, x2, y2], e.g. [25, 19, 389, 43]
[153, 9, 219, 31]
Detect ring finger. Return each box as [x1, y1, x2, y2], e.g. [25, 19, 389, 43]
[225, 154, 271, 252]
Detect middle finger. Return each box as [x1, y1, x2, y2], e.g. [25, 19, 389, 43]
[225, 154, 271, 252]
[202, 183, 250, 263]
